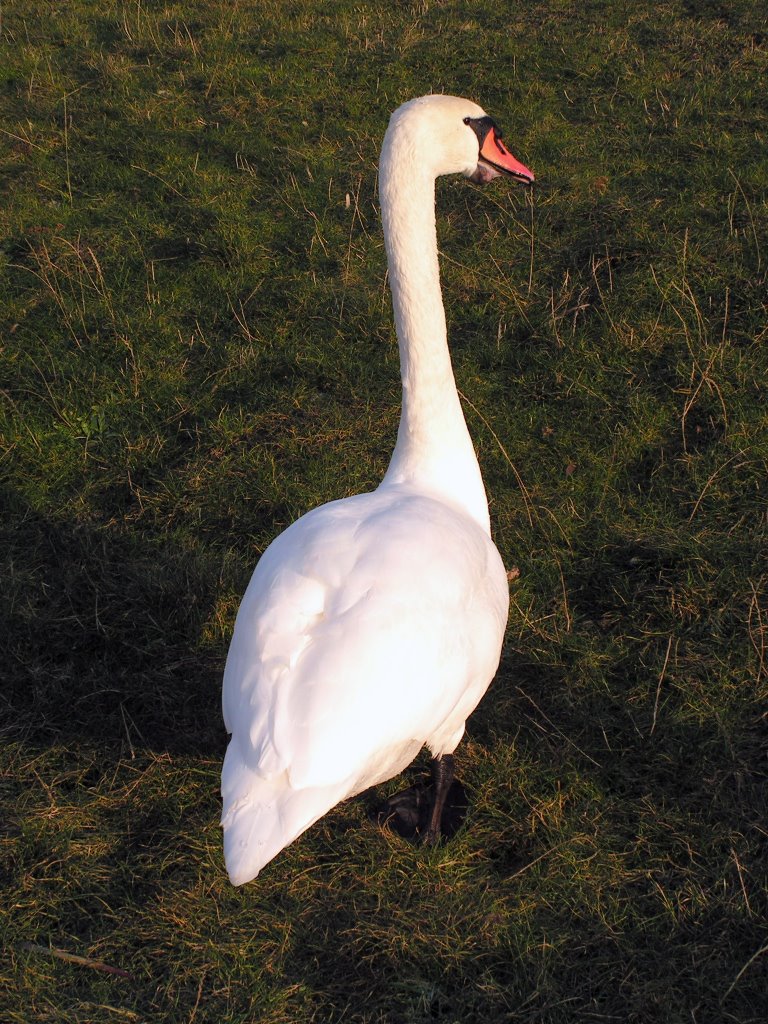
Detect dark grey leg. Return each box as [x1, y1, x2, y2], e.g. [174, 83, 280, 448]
[423, 753, 455, 845]
[373, 752, 466, 841]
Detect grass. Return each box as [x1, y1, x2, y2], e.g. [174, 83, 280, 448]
[2, 0, 767, 1021]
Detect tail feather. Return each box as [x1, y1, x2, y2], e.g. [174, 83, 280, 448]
[221, 736, 349, 885]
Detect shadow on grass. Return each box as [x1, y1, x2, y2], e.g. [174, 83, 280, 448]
[0, 484, 226, 759]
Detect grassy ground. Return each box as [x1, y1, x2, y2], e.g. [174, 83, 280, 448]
[2, 1, 767, 1021]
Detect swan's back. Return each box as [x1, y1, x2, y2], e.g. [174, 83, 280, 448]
[221, 487, 508, 884]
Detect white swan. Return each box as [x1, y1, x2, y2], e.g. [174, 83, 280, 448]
[221, 94, 534, 885]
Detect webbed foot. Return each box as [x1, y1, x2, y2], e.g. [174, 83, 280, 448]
[373, 756, 467, 842]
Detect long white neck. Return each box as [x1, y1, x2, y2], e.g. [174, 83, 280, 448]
[378, 120, 491, 533]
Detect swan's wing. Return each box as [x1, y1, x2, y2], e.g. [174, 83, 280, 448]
[222, 491, 508, 799]
[222, 496, 363, 778]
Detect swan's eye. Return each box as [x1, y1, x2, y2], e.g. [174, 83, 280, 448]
[463, 115, 497, 147]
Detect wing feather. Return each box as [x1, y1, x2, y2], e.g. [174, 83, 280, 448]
[222, 488, 508, 796]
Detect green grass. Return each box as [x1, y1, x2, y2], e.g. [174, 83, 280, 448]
[2, 1, 767, 1021]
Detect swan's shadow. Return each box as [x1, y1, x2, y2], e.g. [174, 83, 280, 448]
[1, 484, 226, 757]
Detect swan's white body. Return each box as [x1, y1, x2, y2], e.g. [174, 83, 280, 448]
[221, 95, 532, 885]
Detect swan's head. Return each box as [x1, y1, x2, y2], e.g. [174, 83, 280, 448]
[384, 94, 534, 186]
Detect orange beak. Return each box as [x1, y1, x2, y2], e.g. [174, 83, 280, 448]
[479, 129, 534, 184]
